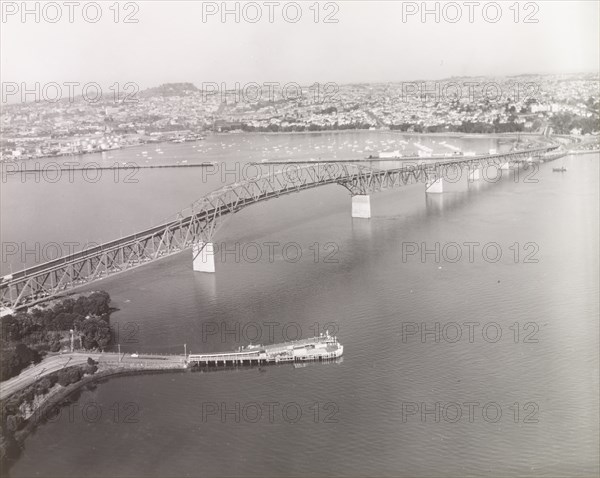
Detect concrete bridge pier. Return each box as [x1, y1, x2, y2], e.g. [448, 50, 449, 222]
[500, 161, 513, 178]
[352, 194, 371, 218]
[468, 166, 482, 182]
[193, 241, 215, 273]
[501, 160, 520, 179]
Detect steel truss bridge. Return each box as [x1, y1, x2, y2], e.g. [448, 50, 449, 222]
[1, 145, 562, 311]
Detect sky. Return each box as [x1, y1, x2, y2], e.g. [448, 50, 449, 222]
[1, 0, 599, 90]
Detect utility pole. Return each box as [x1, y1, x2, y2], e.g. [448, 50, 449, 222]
[118, 343, 121, 362]
[184, 343, 187, 358]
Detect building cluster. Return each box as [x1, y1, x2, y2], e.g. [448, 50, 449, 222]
[1, 74, 597, 161]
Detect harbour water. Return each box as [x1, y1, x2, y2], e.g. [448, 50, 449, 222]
[2, 132, 598, 477]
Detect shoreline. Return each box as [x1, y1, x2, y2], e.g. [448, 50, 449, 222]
[0, 137, 206, 165]
[2, 130, 536, 165]
[213, 129, 525, 139]
[568, 148, 600, 155]
[2, 340, 345, 472]
[1, 355, 339, 474]
[1, 364, 186, 475]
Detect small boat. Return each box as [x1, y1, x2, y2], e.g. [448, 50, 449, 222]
[552, 167, 567, 172]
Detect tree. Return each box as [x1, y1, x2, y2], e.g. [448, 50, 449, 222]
[85, 364, 98, 375]
[0, 349, 14, 382]
[0, 315, 18, 341]
[52, 312, 78, 330]
[49, 335, 61, 352]
[75, 317, 111, 350]
[15, 343, 41, 366]
[0, 344, 41, 382]
[72, 291, 111, 317]
[4, 414, 24, 433]
[35, 377, 53, 395]
[57, 367, 82, 387]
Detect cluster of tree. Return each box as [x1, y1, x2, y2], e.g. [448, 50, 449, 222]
[0, 344, 41, 382]
[1, 370, 61, 441]
[0, 292, 113, 382]
[446, 101, 530, 116]
[585, 96, 599, 115]
[2, 360, 98, 427]
[77, 317, 111, 350]
[57, 367, 83, 387]
[550, 112, 599, 135]
[231, 122, 374, 133]
[2, 292, 112, 341]
[388, 120, 528, 134]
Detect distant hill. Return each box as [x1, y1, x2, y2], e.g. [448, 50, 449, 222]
[140, 83, 199, 98]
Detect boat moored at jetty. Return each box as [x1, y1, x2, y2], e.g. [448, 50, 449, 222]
[187, 332, 343, 367]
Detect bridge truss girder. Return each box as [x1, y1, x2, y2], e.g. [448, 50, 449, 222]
[1, 145, 561, 310]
